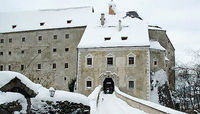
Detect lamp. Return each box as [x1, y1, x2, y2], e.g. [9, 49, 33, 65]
[49, 87, 55, 97]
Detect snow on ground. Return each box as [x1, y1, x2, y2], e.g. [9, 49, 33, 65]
[0, 71, 41, 93]
[97, 92, 147, 114]
[0, 92, 27, 113]
[88, 85, 102, 114]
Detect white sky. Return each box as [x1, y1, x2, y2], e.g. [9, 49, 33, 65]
[0, 0, 200, 64]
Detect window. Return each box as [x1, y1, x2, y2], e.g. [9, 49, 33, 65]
[53, 35, 57, 39]
[12, 25, 17, 29]
[21, 50, 24, 54]
[107, 57, 113, 66]
[121, 37, 128, 40]
[22, 37, 25, 42]
[9, 38, 12, 43]
[127, 52, 136, 67]
[8, 65, 11, 71]
[37, 64, 41, 70]
[85, 77, 93, 89]
[104, 37, 111, 41]
[0, 52, 3, 56]
[53, 48, 57, 52]
[87, 58, 92, 66]
[166, 64, 168, 68]
[129, 81, 135, 89]
[38, 49, 41, 54]
[129, 57, 134, 65]
[40, 22, 45, 26]
[8, 51, 11, 56]
[154, 60, 158, 66]
[64, 77, 67, 81]
[38, 36, 42, 41]
[21, 65, 24, 71]
[86, 81, 92, 88]
[65, 63, 68, 68]
[53, 63, 56, 69]
[0, 39, 4, 43]
[65, 34, 69, 39]
[67, 20, 72, 24]
[86, 54, 93, 67]
[65, 48, 69, 52]
[0, 65, 3, 71]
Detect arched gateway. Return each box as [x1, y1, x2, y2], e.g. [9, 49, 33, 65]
[99, 71, 119, 94]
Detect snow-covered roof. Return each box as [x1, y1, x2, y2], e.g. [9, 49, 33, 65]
[148, 25, 163, 30]
[150, 40, 165, 50]
[0, 6, 92, 33]
[0, 92, 27, 113]
[0, 71, 41, 93]
[78, 12, 150, 48]
[32, 86, 89, 106]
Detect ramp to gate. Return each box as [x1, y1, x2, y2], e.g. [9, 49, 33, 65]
[115, 87, 185, 114]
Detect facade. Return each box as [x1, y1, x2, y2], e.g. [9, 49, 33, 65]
[0, 4, 175, 100]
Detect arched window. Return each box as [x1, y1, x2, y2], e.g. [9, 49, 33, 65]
[127, 52, 136, 67]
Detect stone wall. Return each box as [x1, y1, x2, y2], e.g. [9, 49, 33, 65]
[77, 47, 149, 100]
[0, 100, 22, 113]
[0, 27, 86, 91]
[148, 29, 175, 90]
[115, 92, 166, 114]
[31, 100, 90, 114]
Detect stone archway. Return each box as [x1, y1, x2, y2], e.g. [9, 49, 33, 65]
[103, 78, 114, 94]
[99, 71, 119, 88]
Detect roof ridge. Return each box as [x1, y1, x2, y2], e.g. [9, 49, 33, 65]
[39, 6, 92, 12]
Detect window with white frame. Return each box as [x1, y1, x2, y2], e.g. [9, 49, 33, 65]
[85, 54, 93, 67]
[127, 77, 136, 89]
[127, 52, 136, 66]
[86, 81, 92, 88]
[85, 77, 93, 89]
[106, 53, 114, 67]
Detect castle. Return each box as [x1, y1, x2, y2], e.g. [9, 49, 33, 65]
[0, 2, 175, 100]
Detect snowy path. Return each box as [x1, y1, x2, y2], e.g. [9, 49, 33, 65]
[97, 92, 147, 114]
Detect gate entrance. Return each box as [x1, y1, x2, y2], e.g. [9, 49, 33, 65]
[103, 78, 114, 94]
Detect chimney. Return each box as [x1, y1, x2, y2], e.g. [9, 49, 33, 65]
[118, 20, 122, 31]
[109, 0, 116, 15]
[100, 13, 105, 26]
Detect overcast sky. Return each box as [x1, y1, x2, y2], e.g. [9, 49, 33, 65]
[0, 0, 200, 64]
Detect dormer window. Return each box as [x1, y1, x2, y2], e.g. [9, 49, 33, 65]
[121, 37, 128, 40]
[67, 20, 72, 24]
[104, 37, 111, 41]
[12, 25, 17, 29]
[40, 22, 45, 26]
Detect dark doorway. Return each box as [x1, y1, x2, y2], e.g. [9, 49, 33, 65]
[103, 78, 114, 94]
